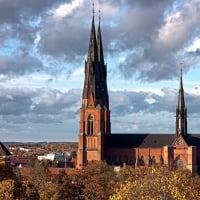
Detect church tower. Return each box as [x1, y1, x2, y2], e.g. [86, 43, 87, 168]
[176, 69, 187, 137]
[77, 10, 110, 168]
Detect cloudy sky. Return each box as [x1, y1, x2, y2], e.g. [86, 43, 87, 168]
[0, 0, 200, 142]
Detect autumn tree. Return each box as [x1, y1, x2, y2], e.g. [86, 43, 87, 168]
[109, 166, 200, 200]
[29, 159, 52, 188]
[0, 165, 17, 181]
[0, 164, 39, 199]
[52, 161, 116, 200]
[0, 179, 39, 200]
[22, 181, 40, 200]
[52, 169, 84, 200]
[80, 161, 117, 200]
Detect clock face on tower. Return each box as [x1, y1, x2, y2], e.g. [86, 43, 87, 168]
[177, 139, 183, 145]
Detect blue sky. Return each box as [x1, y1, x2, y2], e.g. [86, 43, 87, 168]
[0, 0, 200, 142]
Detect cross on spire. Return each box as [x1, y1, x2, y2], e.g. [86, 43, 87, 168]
[99, 8, 101, 21]
[92, 1, 95, 17]
[180, 62, 183, 76]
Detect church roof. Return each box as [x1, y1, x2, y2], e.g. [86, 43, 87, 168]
[0, 142, 11, 156]
[187, 134, 200, 147]
[106, 134, 200, 148]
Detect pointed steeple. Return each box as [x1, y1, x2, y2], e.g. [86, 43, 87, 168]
[77, 7, 111, 168]
[178, 68, 185, 110]
[97, 9, 104, 65]
[176, 67, 187, 137]
[82, 7, 109, 108]
[97, 8, 108, 106]
[87, 4, 98, 62]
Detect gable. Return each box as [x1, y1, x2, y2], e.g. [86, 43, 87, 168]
[88, 93, 95, 107]
[172, 135, 188, 148]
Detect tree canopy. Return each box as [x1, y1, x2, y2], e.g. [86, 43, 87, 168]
[1, 162, 200, 200]
[110, 166, 200, 200]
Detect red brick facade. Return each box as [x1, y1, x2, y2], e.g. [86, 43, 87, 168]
[77, 15, 200, 174]
[77, 104, 110, 167]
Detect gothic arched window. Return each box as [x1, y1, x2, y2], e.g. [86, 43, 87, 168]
[176, 158, 183, 169]
[87, 114, 94, 135]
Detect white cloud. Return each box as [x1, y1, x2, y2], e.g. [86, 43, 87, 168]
[188, 85, 200, 96]
[127, 123, 140, 132]
[145, 96, 156, 104]
[186, 37, 200, 51]
[156, 0, 200, 54]
[0, 0, 200, 141]
[68, 67, 84, 79]
[53, 0, 84, 18]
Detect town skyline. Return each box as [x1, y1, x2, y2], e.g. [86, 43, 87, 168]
[0, 0, 200, 142]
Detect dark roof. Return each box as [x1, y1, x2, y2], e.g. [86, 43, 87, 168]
[106, 133, 200, 148]
[187, 134, 200, 147]
[0, 142, 11, 156]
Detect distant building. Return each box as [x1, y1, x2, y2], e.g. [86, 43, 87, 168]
[38, 153, 55, 161]
[10, 156, 37, 167]
[77, 12, 200, 173]
[38, 152, 70, 162]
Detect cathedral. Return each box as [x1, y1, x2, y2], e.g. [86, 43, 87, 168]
[77, 13, 200, 174]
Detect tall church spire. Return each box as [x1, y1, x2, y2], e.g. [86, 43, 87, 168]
[87, 2, 98, 62]
[77, 7, 111, 168]
[82, 6, 109, 108]
[97, 9, 104, 65]
[176, 67, 187, 137]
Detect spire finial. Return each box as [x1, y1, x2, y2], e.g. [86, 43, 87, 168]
[180, 62, 183, 76]
[99, 8, 101, 22]
[92, 1, 94, 18]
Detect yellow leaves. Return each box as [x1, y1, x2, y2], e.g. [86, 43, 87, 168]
[109, 166, 200, 200]
[0, 179, 39, 200]
[2, 162, 200, 200]
[0, 179, 15, 199]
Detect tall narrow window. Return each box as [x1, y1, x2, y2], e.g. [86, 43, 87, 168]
[176, 158, 183, 169]
[87, 114, 94, 135]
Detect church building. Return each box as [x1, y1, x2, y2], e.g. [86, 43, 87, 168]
[77, 13, 200, 174]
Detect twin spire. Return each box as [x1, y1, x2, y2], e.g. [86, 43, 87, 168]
[87, 7, 104, 65]
[84, 5, 188, 137]
[82, 7, 108, 108]
[176, 67, 187, 137]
